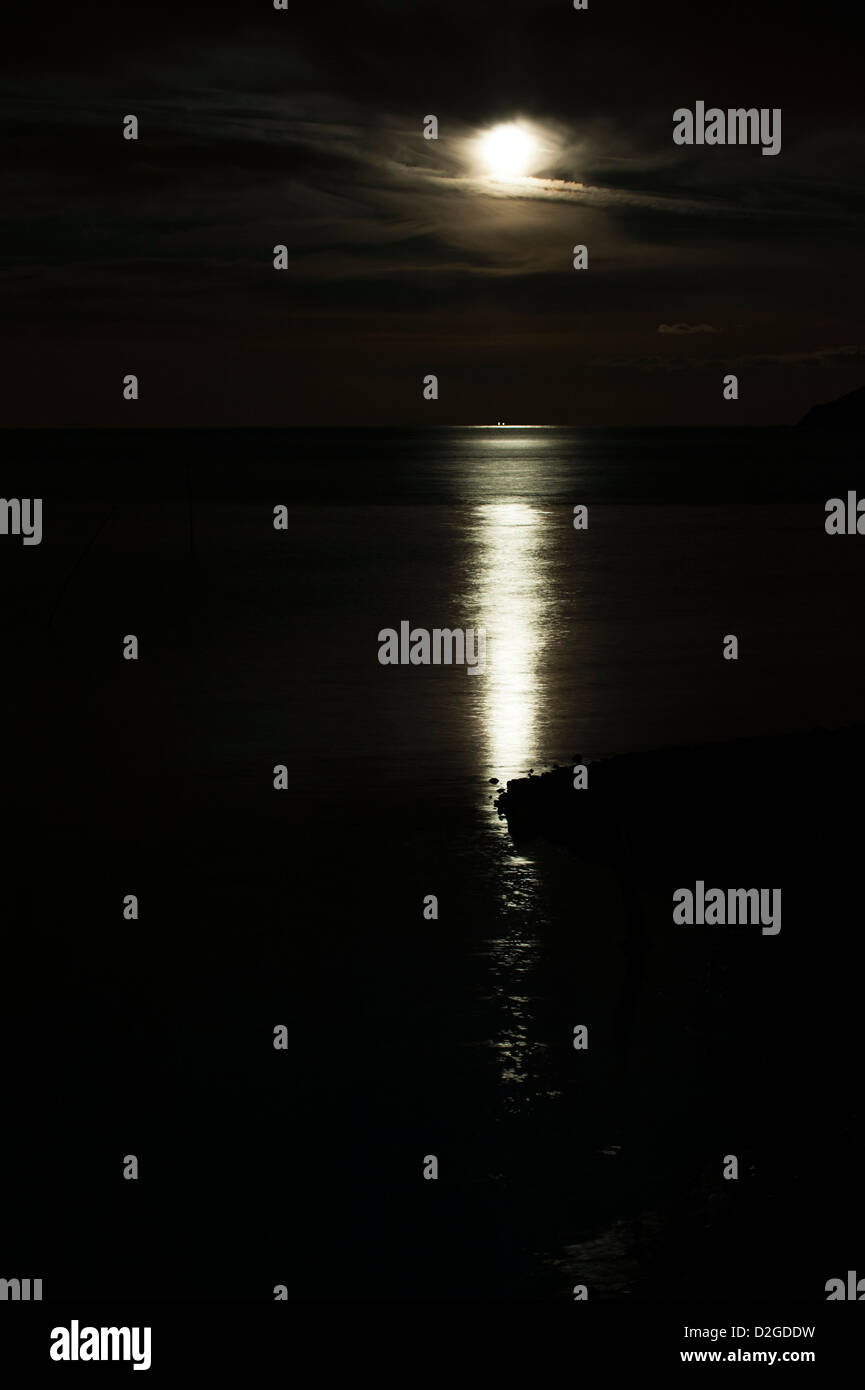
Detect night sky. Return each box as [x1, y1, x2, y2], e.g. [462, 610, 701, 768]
[3, 0, 864, 426]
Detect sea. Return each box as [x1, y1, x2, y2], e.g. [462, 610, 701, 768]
[4, 425, 864, 1299]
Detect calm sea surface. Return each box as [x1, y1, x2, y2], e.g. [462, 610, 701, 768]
[7, 426, 864, 1297]
[19, 425, 865, 818]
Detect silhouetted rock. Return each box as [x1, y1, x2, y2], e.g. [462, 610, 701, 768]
[496, 724, 864, 878]
[798, 383, 865, 426]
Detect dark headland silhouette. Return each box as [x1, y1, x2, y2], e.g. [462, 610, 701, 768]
[494, 724, 865, 1290]
[798, 382, 865, 426]
[496, 725, 863, 870]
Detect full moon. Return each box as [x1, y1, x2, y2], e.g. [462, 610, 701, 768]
[478, 123, 537, 178]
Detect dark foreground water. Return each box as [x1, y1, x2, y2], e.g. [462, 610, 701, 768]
[4, 427, 864, 1299]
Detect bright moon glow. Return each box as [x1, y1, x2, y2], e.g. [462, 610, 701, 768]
[479, 123, 537, 178]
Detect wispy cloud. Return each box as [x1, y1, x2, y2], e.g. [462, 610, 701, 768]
[658, 323, 722, 334]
